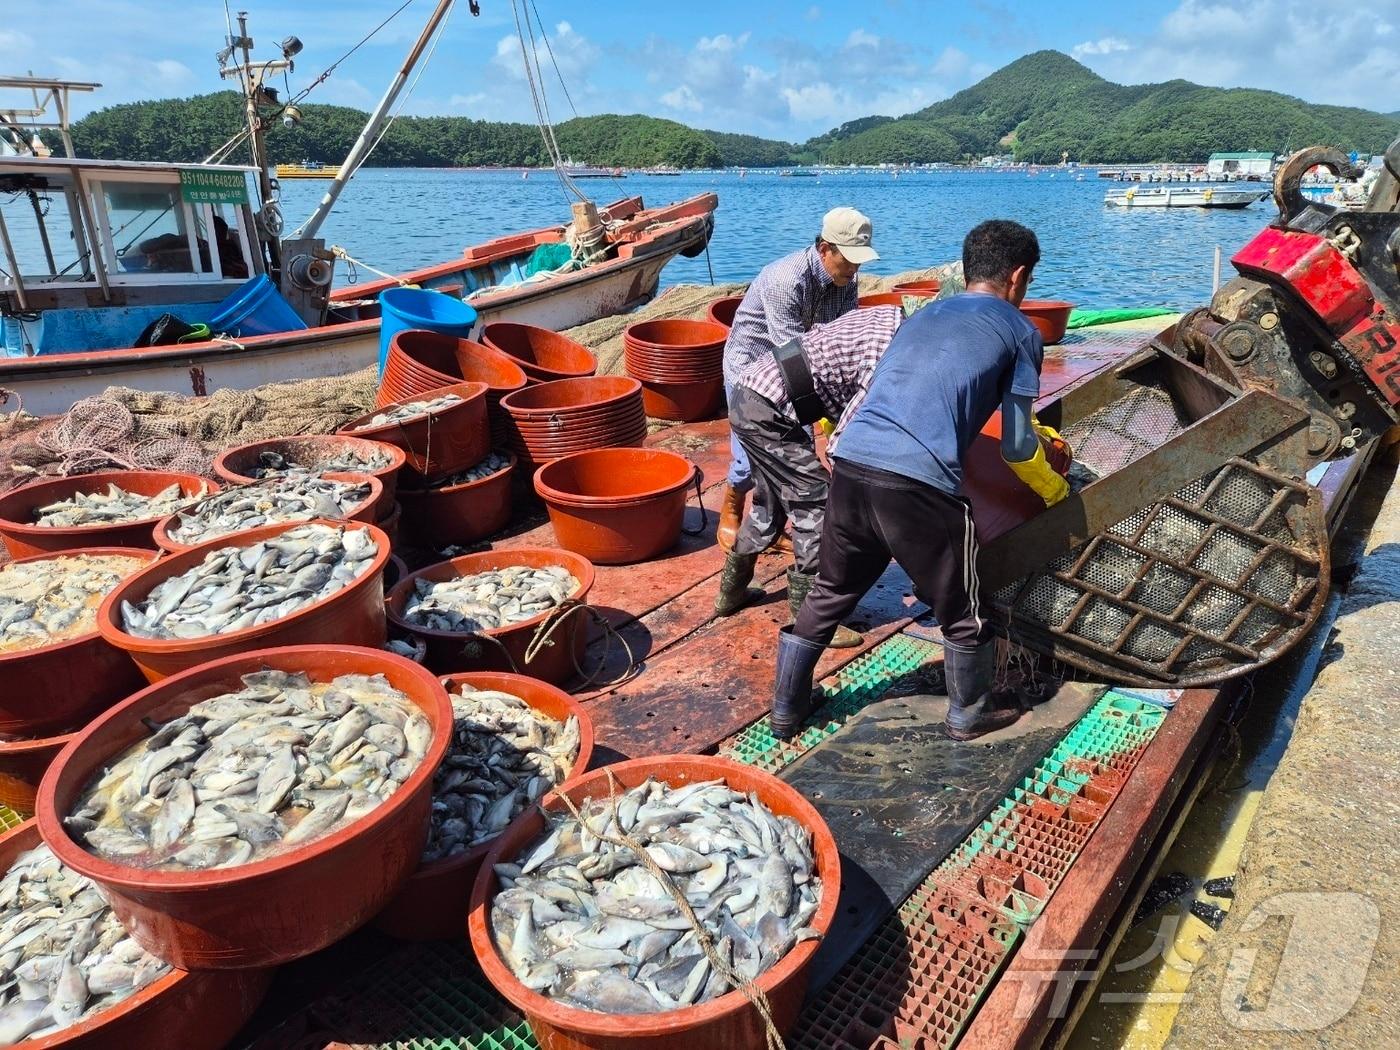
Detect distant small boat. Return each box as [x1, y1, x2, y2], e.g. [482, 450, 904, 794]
[1105, 185, 1269, 209]
[275, 161, 340, 179]
[642, 166, 682, 176]
[780, 169, 819, 178]
[562, 160, 625, 179]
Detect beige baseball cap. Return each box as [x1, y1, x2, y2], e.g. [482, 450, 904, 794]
[820, 206, 879, 264]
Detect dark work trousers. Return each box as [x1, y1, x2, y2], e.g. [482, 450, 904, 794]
[729, 385, 827, 575]
[794, 458, 993, 649]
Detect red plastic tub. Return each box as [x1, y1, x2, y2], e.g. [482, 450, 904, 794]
[467, 755, 841, 1050]
[0, 821, 273, 1048]
[152, 471, 384, 554]
[36, 645, 453, 970]
[373, 670, 596, 941]
[707, 295, 743, 329]
[534, 448, 697, 565]
[0, 546, 159, 737]
[858, 292, 906, 308]
[397, 452, 516, 548]
[0, 730, 74, 815]
[891, 279, 942, 298]
[0, 471, 215, 558]
[1020, 299, 1075, 345]
[212, 435, 406, 505]
[509, 429, 650, 468]
[377, 499, 403, 548]
[623, 348, 724, 383]
[623, 318, 727, 354]
[483, 323, 598, 384]
[500, 376, 643, 419]
[98, 519, 390, 683]
[386, 548, 596, 684]
[341, 381, 490, 483]
[378, 331, 529, 412]
[638, 378, 725, 422]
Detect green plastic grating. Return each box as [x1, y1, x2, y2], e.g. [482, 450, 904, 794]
[720, 634, 944, 773]
[0, 805, 23, 832]
[791, 689, 1169, 1049]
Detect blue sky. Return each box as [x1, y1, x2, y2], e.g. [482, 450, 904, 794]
[3, 0, 1397, 141]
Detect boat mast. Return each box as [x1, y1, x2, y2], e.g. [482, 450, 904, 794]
[297, 0, 458, 239]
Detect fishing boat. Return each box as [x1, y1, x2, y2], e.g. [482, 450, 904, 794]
[1104, 184, 1269, 209]
[0, 5, 716, 415]
[274, 161, 341, 179]
[780, 169, 819, 178]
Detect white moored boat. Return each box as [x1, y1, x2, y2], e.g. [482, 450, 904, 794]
[1104, 185, 1269, 209]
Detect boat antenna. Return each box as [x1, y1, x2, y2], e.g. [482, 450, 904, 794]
[511, 0, 586, 203]
[296, 0, 463, 239]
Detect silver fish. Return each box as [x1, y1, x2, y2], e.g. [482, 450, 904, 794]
[423, 450, 513, 488]
[402, 565, 579, 634]
[66, 670, 430, 872]
[489, 776, 821, 1013]
[0, 554, 147, 655]
[166, 476, 372, 546]
[354, 393, 464, 430]
[248, 446, 393, 479]
[33, 482, 209, 528]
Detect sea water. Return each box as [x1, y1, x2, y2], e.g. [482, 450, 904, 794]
[276, 167, 1276, 311]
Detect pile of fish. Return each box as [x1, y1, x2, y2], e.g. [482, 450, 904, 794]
[247, 446, 394, 479]
[0, 554, 147, 654]
[0, 842, 171, 1043]
[353, 393, 464, 430]
[423, 683, 581, 863]
[165, 476, 372, 547]
[65, 669, 433, 871]
[32, 482, 208, 529]
[120, 523, 377, 640]
[402, 565, 579, 633]
[490, 776, 822, 1014]
[425, 450, 513, 488]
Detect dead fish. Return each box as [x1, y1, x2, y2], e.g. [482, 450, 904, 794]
[354, 393, 464, 429]
[489, 776, 821, 1014]
[424, 450, 513, 488]
[403, 565, 579, 634]
[166, 476, 372, 546]
[0, 554, 147, 655]
[249, 446, 393, 479]
[65, 670, 430, 872]
[33, 482, 208, 528]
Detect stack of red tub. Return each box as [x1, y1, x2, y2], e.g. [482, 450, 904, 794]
[623, 318, 728, 422]
[499, 376, 647, 472]
[378, 329, 528, 447]
[482, 322, 597, 386]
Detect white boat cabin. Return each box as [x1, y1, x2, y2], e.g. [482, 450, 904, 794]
[0, 156, 264, 356]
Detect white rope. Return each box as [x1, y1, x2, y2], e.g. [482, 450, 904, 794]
[329, 245, 410, 286]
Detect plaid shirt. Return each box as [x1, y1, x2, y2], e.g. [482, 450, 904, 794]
[737, 306, 902, 430]
[722, 244, 859, 385]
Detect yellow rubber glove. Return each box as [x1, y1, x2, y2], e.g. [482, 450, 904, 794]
[1004, 441, 1070, 507]
[815, 417, 835, 436]
[1030, 414, 1073, 460]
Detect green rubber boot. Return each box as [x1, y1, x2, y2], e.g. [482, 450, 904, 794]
[714, 552, 763, 617]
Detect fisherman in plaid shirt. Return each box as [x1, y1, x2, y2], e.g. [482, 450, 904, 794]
[716, 207, 876, 553]
[714, 304, 904, 650]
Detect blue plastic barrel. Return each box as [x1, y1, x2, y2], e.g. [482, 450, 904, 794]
[209, 275, 308, 337]
[377, 287, 478, 374]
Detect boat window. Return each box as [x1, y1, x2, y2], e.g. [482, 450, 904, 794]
[95, 181, 206, 276]
[0, 183, 91, 284]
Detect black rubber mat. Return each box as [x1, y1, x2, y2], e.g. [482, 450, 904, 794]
[782, 684, 1101, 990]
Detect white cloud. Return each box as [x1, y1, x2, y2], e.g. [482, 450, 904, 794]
[1077, 0, 1400, 110]
[491, 20, 600, 84]
[660, 85, 702, 113]
[1071, 37, 1132, 58]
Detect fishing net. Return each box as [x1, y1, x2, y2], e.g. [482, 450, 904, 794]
[0, 367, 378, 491]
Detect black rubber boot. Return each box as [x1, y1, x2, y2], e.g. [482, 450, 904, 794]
[714, 552, 762, 616]
[787, 569, 862, 648]
[944, 640, 1024, 741]
[772, 626, 825, 739]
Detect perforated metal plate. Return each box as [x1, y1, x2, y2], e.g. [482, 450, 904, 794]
[994, 457, 1328, 685]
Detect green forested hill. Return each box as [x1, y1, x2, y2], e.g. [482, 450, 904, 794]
[818, 51, 1399, 164]
[54, 54, 1400, 169]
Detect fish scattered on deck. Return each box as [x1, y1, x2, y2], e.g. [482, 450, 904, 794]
[120, 523, 377, 640]
[248, 446, 393, 479]
[423, 683, 580, 863]
[64, 669, 432, 872]
[354, 394, 464, 430]
[166, 476, 372, 546]
[0, 842, 172, 1044]
[403, 565, 579, 633]
[489, 776, 822, 1014]
[422, 451, 513, 489]
[0, 554, 147, 654]
[32, 482, 209, 529]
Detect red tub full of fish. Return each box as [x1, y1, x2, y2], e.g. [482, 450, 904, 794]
[212, 435, 407, 505]
[35, 645, 454, 970]
[340, 381, 490, 483]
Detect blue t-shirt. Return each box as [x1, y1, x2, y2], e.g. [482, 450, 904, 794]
[834, 293, 1043, 495]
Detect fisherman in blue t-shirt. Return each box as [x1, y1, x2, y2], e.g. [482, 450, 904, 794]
[769, 219, 1071, 741]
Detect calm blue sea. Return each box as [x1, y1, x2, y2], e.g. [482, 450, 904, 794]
[277, 167, 1276, 312]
